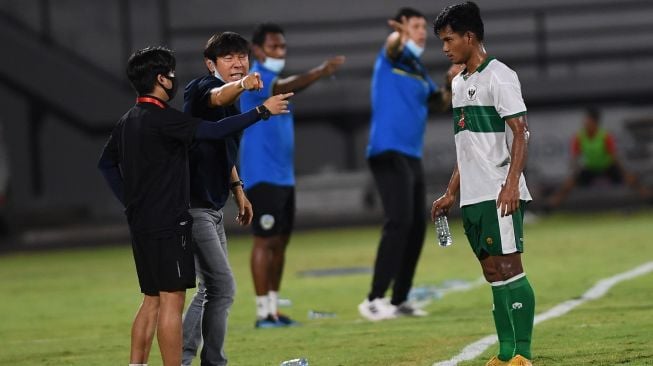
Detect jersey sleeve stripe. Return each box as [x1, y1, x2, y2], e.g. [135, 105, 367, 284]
[502, 111, 527, 120]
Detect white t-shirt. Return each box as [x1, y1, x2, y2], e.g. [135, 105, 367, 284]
[451, 57, 532, 207]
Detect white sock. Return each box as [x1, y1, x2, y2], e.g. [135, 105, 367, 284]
[256, 296, 269, 319]
[268, 291, 279, 317]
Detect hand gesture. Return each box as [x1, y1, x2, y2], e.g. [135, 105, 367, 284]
[496, 182, 519, 217]
[387, 16, 409, 43]
[263, 92, 294, 115]
[319, 56, 346, 77]
[240, 72, 264, 91]
[431, 193, 456, 222]
[233, 189, 253, 226]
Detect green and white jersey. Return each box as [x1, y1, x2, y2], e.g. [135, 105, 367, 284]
[451, 57, 532, 207]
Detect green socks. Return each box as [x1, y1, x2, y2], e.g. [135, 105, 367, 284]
[491, 283, 515, 361]
[508, 276, 535, 359]
[491, 275, 535, 361]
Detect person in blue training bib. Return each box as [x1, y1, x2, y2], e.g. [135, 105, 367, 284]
[432, 2, 535, 366]
[358, 7, 455, 322]
[239, 23, 345, 328]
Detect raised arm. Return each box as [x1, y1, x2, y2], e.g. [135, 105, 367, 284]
[208, 73, 263, 107]
[272, 56, 345, 94]
[195, 92, 293, 140]
[385, 17, 409, 60]
[496, 116, 529, 217]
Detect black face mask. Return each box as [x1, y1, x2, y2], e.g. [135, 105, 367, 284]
[160, 74, 178, 101]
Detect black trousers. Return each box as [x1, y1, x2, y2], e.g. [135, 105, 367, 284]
[368, 151, 426, 305]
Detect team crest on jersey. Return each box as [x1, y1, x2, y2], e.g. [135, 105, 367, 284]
[486, 237, 493, 245]
[466, 85, 477, 101]
[260, 214, 275, 231]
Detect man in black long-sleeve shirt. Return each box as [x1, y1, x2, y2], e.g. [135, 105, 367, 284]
[97, 46, 291, 366]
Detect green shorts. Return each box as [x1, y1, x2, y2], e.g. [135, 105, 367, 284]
[461, 200, 527, 259]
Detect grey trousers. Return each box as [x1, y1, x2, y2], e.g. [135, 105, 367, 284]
[182, 208, 235, 366]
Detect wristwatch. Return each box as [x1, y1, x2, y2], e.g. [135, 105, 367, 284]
[256, 104, 271, 120]
[230, 179, 244, 190]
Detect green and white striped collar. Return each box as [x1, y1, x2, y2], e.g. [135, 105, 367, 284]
[462, 56, 495, 80]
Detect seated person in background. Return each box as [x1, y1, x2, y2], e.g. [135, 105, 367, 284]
[548, 107, 652, 209]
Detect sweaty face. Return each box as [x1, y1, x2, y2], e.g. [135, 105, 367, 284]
[215, 52, 249, 82]
[438, 25, 470, 64]
[406, 16, 427, 48]
[262, 32, 287, 59]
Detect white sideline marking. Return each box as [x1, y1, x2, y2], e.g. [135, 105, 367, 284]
[433, 261, 653, 366]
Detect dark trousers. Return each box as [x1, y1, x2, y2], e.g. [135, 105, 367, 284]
[368, 151, 426, 305]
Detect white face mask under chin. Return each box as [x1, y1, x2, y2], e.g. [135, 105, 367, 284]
[262, 57, 285, 73]
[213, 69, 226, 83]
[405, 39, 425, 58]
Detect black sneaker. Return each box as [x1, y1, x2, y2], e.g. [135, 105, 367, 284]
[395, 302, 428, 317]
[255, 315, 284, 329]
[276, 313, 299, 326]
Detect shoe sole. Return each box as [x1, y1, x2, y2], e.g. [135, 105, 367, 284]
[358, 303, 397, 321]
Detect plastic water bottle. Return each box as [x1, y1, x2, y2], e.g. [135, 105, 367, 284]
[280, 358, 308, 366]
[435, 215, 453, 247]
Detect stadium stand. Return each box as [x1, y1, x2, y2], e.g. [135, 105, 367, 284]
[1, 0, 652, 246]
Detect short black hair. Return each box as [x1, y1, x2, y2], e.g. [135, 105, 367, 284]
[203, 32, 250, 61]
[394, 7, 425, 22]
[586, 107, 601, 123]
[252, 23, 285, 46]
[126, 46, 175, 96]
[433, 1, 484, 42]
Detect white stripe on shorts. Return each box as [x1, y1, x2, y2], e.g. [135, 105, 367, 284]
[496, 207, 517, 255]
[490, 272, 526, 287]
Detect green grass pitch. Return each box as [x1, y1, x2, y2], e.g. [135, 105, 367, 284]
[1, 210, 652, 365]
